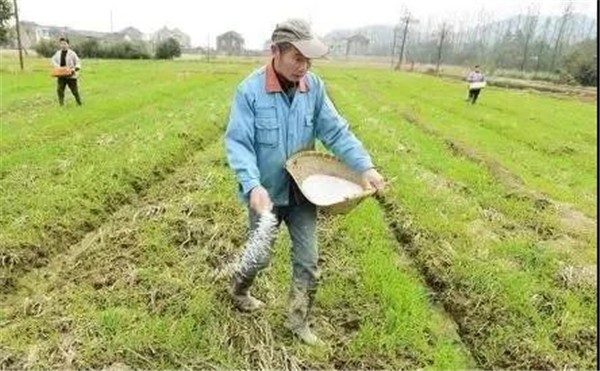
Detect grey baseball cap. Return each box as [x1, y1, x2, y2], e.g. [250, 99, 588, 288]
[271, 19, 329, 59]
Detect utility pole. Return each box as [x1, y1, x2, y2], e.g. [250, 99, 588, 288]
[13, 0, 23, 70]
[110, 10, 113, 32]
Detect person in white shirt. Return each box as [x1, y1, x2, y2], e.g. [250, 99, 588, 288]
[465, 65, 486, 104]
[51, 37, 82, 106]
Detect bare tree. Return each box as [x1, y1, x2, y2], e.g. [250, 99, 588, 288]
[533, 17, 552, 75]
[520, 3, 539, 71]
[550, 1, 574, 71]
[475, 7, 489, 62]
[435, 22, 451, 73]
[206, 33, 210, 62]
[494, 17, 515, 69]
[585, 18, 596, 40]
[395, 13, 410, 70]
[479, 20, 494, 67]
[390, 24, 400, 67]
[394, 11, 418, 70]
[561, 12, 578, 49]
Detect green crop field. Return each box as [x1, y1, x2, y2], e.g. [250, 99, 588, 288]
[0, 55, 596, 370]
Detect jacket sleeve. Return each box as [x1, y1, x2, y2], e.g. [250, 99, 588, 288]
[72, 51, 81, 70]
[224, 85, 261, 197]
[313, 77, 373, 173]
[51, 51, 60, 67]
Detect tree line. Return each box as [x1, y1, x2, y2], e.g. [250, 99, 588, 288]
[389, 3, 596, 86]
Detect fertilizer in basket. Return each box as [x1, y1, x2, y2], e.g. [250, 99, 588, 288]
[301, 174, 364, 206]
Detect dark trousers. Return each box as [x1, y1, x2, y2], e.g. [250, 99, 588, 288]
[468, 88, 481, 104]
[57, 77, 82, 105]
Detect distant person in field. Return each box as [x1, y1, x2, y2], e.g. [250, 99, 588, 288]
[51, 37, 82, 106]
[465, 65, 486, 104]
[224, 19, 385, 346]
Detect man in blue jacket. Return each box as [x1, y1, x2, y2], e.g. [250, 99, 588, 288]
[224, 19, 384, 346]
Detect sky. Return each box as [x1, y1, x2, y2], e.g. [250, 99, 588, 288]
[17, 0, 598, 49]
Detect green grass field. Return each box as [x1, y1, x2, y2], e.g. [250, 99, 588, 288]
[0, 55, 596, 369]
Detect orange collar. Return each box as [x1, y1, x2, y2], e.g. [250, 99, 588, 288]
[265, 61, 308, 93]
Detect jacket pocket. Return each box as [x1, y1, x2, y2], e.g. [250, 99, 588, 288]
[305, 114, 314, 127]
[255, 117, 279, 147]
[303, 115, 316, 142]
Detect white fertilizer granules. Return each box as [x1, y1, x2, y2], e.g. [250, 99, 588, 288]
[212, 211, 278, 281]
[237, 211, 278, 276]
[300, 174, 364, 206]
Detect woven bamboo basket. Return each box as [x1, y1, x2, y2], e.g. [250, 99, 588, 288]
[285, 151, 376, 215]
[469, 81, 486, 89]
[51, 67, 72, 77]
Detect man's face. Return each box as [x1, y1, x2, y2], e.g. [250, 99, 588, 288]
[474, 66, 480, 73]
[273, 45, 311, 82]
[59, 41, 69, 50]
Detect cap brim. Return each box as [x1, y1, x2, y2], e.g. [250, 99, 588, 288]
[291, 38, 329, 59]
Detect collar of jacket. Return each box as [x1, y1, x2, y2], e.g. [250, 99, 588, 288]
[265, 60, 308, 94]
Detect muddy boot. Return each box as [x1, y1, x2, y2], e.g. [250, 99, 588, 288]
[229, 272, 265, 312]
[286, 284, 323, 346]
[288, 322, 324, 346]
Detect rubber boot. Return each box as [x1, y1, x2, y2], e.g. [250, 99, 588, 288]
[286, 284, 324, 346]
[229, 271, 265, 312]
